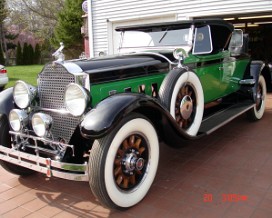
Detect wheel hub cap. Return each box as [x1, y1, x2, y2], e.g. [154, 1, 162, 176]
[180, 95, 193, 120]
[124, 152, 145, 172]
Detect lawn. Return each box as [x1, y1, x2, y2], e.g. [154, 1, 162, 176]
[5, 65, 44, 89]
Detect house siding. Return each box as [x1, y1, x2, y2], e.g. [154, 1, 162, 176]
[90, 0, 272, 56]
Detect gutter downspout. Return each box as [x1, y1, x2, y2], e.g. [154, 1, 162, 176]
[87, 0, 94, 58]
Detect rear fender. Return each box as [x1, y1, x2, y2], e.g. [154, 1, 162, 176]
[250, 61, 265, 102]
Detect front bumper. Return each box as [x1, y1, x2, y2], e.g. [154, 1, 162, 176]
[0, 145, 89, 181]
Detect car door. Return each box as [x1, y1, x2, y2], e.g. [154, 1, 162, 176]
[192, 25, 226, 103]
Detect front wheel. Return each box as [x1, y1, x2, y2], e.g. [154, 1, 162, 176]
[88, 114, 159, 209]
[247, 75, 267, 121]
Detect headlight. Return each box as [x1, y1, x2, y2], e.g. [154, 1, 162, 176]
[64, 83, 89, 116]
[32, 113, 53, 137]
[13, 81, 37, 109]
[9, 109, 28, 132]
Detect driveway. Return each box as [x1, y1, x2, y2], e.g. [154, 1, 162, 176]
[1, 94, 272, 218]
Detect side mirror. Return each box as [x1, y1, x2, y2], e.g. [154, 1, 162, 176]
[229, 29, 244, 56]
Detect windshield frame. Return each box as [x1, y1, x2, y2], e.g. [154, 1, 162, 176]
[118, 24, 194, 53]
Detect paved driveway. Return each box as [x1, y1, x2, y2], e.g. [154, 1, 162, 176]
[1, 95, 272, 218]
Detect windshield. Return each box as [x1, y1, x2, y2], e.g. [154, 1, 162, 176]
[120, 28, 192, 49]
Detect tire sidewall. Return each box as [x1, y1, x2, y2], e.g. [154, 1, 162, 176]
[253, 75, 266, 119]
[104, 117, 159, 208]
[169, 71, 204, 136]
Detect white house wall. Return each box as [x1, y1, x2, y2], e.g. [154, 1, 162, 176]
[90, 0, 272, 56]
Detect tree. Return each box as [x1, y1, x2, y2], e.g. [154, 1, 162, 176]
[0, 0, 7, 64]
[6, 0, 65, 61]
[0, 43, 4, 64]
[16, 42, 22, 65]
[28, 44, 34, 65]
[52, 0, 83, 58]
[34, 43, 41, 64]
[22, 42, 28, 65]
[7, 0, 64, 38]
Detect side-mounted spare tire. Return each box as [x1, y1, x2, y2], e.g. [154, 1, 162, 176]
[159, 69, 204, 136]
[0, 114, 35, 176]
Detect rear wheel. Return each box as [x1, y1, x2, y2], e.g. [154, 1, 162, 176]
[88, 114, 159, 209]
[0, 114, 35, 176]
[247, 75, 267, 121]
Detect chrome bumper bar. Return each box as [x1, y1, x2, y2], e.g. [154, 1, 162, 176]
[0, 145, 89, 181]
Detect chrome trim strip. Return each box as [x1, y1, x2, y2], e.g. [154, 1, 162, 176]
[0, 145, 88, 181]
[129, 51, 177, 65]
[38, 107, 71, 115]
[63, 62, 90, 91]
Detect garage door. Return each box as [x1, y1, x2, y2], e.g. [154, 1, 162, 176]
[198, 13, 272, 62]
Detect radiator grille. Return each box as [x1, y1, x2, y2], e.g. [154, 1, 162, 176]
[46, 111, 80, 143]
[39, 64, 75, 109]
[38, 63, 80, 143]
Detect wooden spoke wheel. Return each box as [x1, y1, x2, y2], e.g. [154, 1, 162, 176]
[114, 134, 148, 190]
[174, 83, 196, 130]
[88, 114, 159, 209]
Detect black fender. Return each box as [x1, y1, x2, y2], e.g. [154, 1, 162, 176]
[250, 61, 265, 102]
[0, 88, 15, 116]
[79, 93, 201, 143]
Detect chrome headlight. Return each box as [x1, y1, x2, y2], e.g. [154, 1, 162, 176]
[64, 83, 89, 116]
[9, 109, 28, 132]
[13, 81, 37, 109]
[32, 113, 53, 137]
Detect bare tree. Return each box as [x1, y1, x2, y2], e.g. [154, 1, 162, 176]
[6, 0, 64, 40]
[0, 0, 8, 64]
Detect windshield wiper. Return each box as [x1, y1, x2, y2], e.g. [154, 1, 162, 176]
[158, 29, 168, 43]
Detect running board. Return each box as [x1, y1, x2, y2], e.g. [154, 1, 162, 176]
[199, 102, 255, 135]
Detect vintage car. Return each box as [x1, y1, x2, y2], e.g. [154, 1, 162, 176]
[0, 19, 269, 209]
[0, 65, 8, 92]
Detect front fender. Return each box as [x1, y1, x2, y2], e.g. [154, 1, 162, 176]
[79, 93, 198, 141]
[0, 88, 15, 116]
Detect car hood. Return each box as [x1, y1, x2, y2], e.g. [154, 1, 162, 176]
[71, 53, 171, 83]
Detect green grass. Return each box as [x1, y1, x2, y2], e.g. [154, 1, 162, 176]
[5, 65, 44, 89]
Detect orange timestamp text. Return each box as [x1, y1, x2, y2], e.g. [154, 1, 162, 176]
[203, 193, 248, 203]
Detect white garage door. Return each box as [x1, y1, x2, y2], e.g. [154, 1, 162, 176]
[109, 14, 177, 54]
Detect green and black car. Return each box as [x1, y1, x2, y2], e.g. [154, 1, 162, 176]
[0, 19, 268, 209]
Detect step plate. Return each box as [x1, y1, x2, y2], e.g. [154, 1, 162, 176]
[199, 102, 255, 135]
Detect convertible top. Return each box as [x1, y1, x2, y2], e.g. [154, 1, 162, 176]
[115, 18, 234, 32]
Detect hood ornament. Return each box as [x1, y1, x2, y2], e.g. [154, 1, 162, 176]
[52, 42, 65, 63]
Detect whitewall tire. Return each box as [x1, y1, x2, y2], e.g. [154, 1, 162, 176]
[88, 114, 159, 209]
[247, 75, 267, 121]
